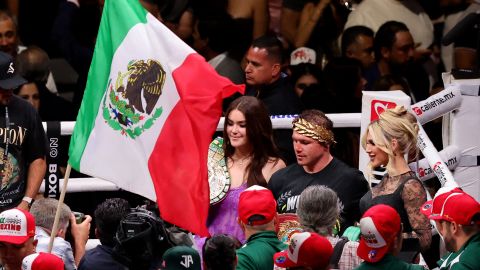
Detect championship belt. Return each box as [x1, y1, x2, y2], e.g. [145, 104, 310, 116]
[208, 137, 231, 205]
[275, 213, 303, 244]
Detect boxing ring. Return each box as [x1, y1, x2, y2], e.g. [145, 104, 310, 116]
[38, 72, 480, 200]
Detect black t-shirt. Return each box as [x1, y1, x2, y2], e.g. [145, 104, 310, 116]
[0, 96, 47, 209]
[268, 158, 369, 230]
[245, 76, 303, 116]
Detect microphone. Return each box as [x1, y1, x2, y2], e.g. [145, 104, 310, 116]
[442, 10, 480, 46]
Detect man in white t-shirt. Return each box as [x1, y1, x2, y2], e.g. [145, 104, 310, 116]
[344, 0, 433, 50]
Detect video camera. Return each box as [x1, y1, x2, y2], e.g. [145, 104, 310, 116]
[112, 206, 174, 269]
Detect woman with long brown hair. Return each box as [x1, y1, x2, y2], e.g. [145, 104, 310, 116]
[206, 96, 285, 243]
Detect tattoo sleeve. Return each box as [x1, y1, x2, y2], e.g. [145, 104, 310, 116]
[402, 179, 432, 251]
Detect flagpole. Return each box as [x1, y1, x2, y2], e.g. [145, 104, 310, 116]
[47, 163, 72, 253]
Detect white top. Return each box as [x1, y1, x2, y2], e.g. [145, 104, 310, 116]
[344, 0, 434, 49]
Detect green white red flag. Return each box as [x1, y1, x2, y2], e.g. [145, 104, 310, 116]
[68, 0, 243, 236]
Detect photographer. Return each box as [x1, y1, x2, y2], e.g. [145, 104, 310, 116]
[112, 204, 181, 270]
[30, 198, 92, 270]
[78, 198, 130, 270]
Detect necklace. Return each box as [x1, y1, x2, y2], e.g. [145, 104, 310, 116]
[232, 155, 252, 166]
[1, 106, 9, 179]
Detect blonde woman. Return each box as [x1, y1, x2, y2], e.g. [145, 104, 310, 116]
[360, 106, 432, 256]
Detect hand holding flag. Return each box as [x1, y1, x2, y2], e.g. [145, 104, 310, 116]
[69, 0, 244, 236]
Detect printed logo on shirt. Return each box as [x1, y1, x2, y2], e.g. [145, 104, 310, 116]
[0, 147, 21, 193]
[0, 126, 27, 146]
[277, 191, 299, 213]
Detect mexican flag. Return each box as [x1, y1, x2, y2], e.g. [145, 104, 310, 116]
[68, 0, 243, 236]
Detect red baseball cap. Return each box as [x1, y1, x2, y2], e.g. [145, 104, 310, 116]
[357, 204, 401, 263]
[238, 185, 276, 226]
[273, 232, 333, 269]
[22, 252, 65, 270]
[421, 188, 480, 225]
[0, 208, 35, 245]
[420, 187, 462, 218]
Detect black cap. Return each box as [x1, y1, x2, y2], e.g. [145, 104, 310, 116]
[160, 246, 201, 270]
[0, 52, 27, 90]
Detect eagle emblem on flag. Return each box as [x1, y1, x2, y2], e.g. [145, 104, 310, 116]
[102, 59, 166, 138]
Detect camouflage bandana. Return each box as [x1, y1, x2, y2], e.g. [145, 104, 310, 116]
[292, 118, 336, 145]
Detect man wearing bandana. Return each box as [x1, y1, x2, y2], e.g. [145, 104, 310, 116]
[268, 110, 369, 233]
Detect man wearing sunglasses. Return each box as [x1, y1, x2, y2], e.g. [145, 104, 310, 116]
[368, 21, 429, 102]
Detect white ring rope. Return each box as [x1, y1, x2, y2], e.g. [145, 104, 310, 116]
[410, 86, 463, 187]
[40, 86, 470, 193]
[45, 113, 362, 136]
[39, 113, 361, 193]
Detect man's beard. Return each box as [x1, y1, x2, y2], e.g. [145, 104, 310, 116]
[439, 230, 456, 252]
